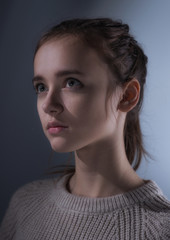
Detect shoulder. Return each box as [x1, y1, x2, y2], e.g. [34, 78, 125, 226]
[140, 180, 170, 213]
[140, 181, 170, 237]
[11, 177, 59, 207]
[142, 182, 170, 210]
[5, 173, 70, 215]
[8, 176, 65, 220]
[15, 177, 56, 195]
[0, 177, 60, 239]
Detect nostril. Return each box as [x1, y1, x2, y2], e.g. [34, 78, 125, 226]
[51, 104, 64, 113]
[57, 103, 64, 113]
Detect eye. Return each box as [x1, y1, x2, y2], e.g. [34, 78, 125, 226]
[34, 83, 47, 94]
[65, 78, 83, 88]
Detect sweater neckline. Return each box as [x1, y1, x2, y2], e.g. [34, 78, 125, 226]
[53, 174, 163, 214]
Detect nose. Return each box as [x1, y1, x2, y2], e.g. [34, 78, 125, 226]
[42, 90, 64, 115]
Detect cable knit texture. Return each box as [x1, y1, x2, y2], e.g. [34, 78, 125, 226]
[0, 174, 170, 239]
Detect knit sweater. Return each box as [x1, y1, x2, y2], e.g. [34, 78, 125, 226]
[0, 174, 170, 240]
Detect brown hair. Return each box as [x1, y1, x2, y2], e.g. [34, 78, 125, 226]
[34, 18, 148, 171]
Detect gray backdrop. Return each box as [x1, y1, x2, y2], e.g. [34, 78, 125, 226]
[1, 0, 170, 223]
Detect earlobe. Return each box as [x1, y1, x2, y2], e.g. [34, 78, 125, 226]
[118, 79, 140, 112]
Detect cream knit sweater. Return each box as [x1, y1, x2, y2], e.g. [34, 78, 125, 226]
[0, 174, 170, 239]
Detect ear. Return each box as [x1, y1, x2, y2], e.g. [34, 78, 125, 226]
[118, 79, 140, 112]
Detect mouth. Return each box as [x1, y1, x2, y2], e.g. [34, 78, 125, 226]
[47, 121, 68, 135]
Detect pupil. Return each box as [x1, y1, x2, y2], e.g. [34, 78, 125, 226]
[69, 80, 75, 86]
[39, 85, 44, 91]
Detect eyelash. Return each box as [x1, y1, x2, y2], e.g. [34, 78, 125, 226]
[65, 78, 83, 88]
[33, 83, 47, 94]
[33, 78, 83, 94]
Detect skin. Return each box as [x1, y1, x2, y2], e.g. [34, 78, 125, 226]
[33, 36, 144, 198]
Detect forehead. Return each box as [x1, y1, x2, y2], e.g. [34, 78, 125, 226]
[34, 36, 112, 79]
[35, 36, 101, 64]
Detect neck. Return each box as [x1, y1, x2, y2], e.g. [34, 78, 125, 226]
[69, 137, 144, 198]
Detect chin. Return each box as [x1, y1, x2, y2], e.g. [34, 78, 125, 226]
[49, 139, 76, 153]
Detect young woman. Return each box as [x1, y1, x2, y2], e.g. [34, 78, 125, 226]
[0, 18, 170, 239]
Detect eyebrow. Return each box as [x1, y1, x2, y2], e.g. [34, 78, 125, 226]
[32, 70, 84, 84]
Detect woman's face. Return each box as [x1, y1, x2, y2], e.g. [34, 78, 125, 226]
[33, 36, 121, 152]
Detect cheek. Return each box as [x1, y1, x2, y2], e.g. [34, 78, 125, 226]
[37, 100, 45, 126]
[64, 91, 108, 126]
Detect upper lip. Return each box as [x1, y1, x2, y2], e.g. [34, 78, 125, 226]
[47, 121, 68, 129]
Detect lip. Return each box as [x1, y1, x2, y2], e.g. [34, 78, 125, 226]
[47, 121, 68, 135]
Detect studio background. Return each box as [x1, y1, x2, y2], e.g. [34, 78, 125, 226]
[0, 0, 170, 223]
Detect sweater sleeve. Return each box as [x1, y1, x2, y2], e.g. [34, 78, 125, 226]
[0, 188, 22, 240]
[162, 214, 170, 239]
[159, 195, 170, 239]
[0, 178, 55, 240]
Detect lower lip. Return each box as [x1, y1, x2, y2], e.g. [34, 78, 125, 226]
[48, 126, 68, 134]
